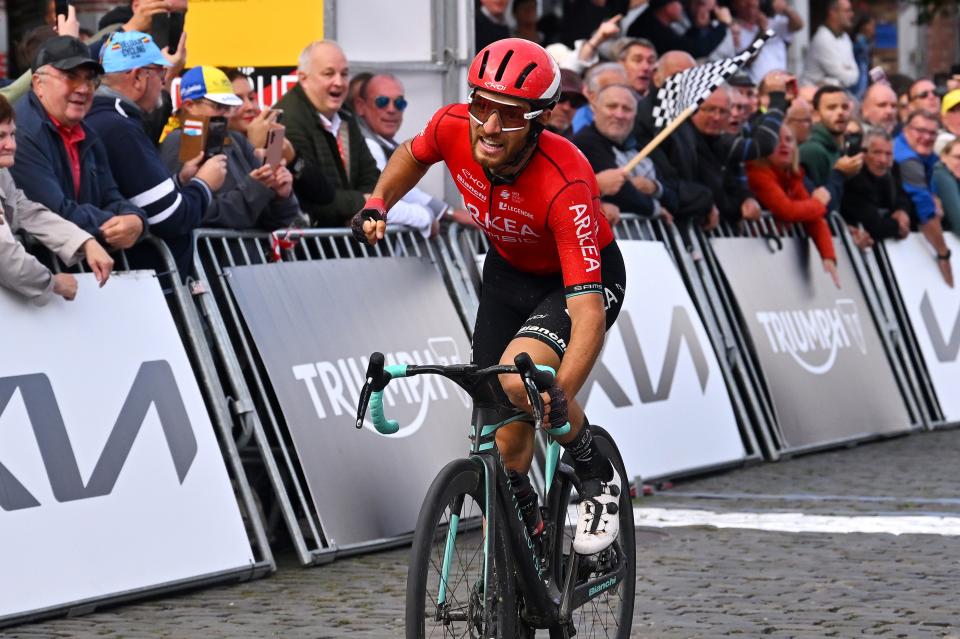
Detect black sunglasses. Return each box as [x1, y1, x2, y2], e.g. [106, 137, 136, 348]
[374, 95, 408, 111]
[559, 93, 587, 109]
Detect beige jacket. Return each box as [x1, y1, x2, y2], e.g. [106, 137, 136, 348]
[0, 168, 92, 303]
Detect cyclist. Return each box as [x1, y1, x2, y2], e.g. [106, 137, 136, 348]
[352, 38, 626, 554]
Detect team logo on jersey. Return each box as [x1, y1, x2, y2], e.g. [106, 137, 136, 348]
[456, 169, 488, 202]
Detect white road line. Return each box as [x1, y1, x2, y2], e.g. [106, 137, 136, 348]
[633, 507, 960, 536]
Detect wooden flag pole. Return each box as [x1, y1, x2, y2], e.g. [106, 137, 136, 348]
[622, 103, 698, 174]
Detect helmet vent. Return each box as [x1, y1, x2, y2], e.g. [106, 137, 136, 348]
[478, 50, 490, 79]
[494, 49, 514, 82]
[514, 62, 538, 89]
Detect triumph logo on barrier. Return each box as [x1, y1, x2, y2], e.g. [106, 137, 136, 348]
[291, 337, 470, 438]
[920, 292, 960, 362]
[755, 299, 867, 375]
[0, 361, 198, 512]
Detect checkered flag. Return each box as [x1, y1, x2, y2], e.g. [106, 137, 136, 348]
[652, 30, 775, 130]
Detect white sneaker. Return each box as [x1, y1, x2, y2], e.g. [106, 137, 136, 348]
[572, 470, 621, 555]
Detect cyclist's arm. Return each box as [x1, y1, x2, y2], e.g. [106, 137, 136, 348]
[558, 292, 605, 397]
[371, 142, 431, 211]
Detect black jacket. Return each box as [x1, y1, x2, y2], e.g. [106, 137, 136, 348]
[626, 7, 727, 59]
[571, 123, 657, 216]
[840, 166, 915, 239]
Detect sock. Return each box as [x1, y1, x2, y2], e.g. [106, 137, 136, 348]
[565, 424, 613, 483]
[507, 470, 544, 536]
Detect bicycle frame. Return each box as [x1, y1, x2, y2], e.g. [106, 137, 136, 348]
[355, 352, 630, 632]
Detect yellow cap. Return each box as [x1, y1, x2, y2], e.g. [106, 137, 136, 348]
[942, 89, 960, 115]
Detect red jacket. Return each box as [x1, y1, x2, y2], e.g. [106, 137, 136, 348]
[746, 161, 836, 261]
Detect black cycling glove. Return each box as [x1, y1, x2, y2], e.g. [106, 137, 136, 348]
[350, 198, 387, 245]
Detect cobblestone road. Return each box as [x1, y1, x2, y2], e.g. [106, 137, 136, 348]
[5, 428, 960, 638]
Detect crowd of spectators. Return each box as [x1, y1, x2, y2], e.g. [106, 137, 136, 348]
[2, 0, 960, 303]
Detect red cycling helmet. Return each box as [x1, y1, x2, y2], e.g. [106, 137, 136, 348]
[468, 38, 562, 110]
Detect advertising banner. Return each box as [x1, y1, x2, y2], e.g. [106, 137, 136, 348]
[577, 241, 746, 480]
[712, 237, 911, 449]
[883, 233, 960, 421]
[226, 258, 471, 548]
[0, 274, 253, 622]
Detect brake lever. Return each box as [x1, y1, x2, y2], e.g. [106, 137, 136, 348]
[355, 352, 387, 429]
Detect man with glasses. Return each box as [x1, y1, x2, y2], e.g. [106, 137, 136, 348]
[353, 73, 471, 237]
[907, 79, 941, 119]
[160, 66, 303, 240]
[278, 40, 380, 228]
[11, 35, 147, 252]
[352, 39, 627, 556]
[545, 69, 586, 139]
[895, 109, 954, 286]
[85, 33, 227, 273]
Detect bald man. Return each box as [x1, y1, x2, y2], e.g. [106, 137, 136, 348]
[633, 51, 714, 226]
[860, 82, 899, 135]
[278, 40, 381, 226]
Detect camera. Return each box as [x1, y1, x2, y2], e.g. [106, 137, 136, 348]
[843, 131, 863, 157]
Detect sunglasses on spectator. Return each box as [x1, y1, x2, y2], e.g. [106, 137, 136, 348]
[37, 67, 102, 90]
[911, 90, 935, 100]
[467, 91, 542, 132]
[559, 93, 587, 109]
[373, 95, 408, 111]
[909, 124, 938, 138]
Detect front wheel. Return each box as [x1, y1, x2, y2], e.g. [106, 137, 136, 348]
[547, 425, 636, 638]
[406, 458, 519, 639]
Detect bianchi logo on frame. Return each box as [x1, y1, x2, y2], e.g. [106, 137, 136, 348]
[755, 299, 867, 375]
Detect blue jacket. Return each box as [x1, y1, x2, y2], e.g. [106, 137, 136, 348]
[894, 132, 938, 224]
[85, 88, 212, 271]
[10, 91, 146, 242]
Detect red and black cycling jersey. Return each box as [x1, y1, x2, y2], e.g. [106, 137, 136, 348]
[409, 103, 614, 293]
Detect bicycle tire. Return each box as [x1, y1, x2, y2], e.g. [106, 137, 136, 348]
[546, 425, 636, 639]
[406, 458, 520, 639]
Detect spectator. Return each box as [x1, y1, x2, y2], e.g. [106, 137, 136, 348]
[616, 37, 657, 97]
[513, 0, 543, 43]
[11, 36, 147, 252]
[935, 89, 960, 155]
[895, 109, 954, 286]
[571, 62, 627, 135]
[690, 82, 785, 223]
[634, 50, 714, 225]
[354, 73, 471, 237]
[277, 41, 379, 227]
[85, 32, 226, 273]
[860, 82, 899, 135]
[850, 13, 874, 99]
[727, 83, 752, 134]
[476, 0, 510, 53]
[934, 138, 960, 233]
[803, 0, 858, 90]
[727, 71, 758, 122]
[907, 78, 941, 118]
[0, 94, 113, 303]
[747, 124, 841, 287]
[572, 83, 661, 218]
[558, 0, 629, 49]
[552, 14, 622, 76]
[546, 69, 586, 138]
[799, 85, 862, 205]
[346, 72, 373, 116]
[717, 0, 803, 84]
[840, 129, 912, 242]
[626, 0, 729, 60]
[161, 66, 308, 235]
[222, 68, 261, 135]
[757, 70, 797, 112]
[682, 0, 733, 60]
[785, 97, 813, 144]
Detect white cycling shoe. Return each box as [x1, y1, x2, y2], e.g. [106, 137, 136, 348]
[572, 470, 621, 555]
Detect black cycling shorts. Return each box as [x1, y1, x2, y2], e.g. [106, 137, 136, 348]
[471, 241, 626, 368]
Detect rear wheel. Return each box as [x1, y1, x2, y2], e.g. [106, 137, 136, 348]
[546, 425, 636, 638]
[406, 458, 518, 638]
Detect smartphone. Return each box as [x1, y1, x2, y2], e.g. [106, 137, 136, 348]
[270, 108, 284, 124]
[868, 65, 887, 85]
[151, 11, 185, 53]
[264, 125, 286, 169]
[204, 116, 228, 159]
[844, 131, 863, 157]
[55, 0, 69, 19]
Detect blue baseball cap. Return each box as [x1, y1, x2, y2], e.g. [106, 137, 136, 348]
[179, 66, 243, 106]
[100, 31, 171, 73]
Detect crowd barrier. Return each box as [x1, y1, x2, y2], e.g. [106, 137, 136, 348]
[6, 205, 960, 626]
[0, 237, 273, 629]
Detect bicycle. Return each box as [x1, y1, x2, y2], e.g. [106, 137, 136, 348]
[354, 350, 636, 638]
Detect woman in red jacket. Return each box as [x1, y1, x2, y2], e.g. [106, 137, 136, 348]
[746, 124, 841, 288]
